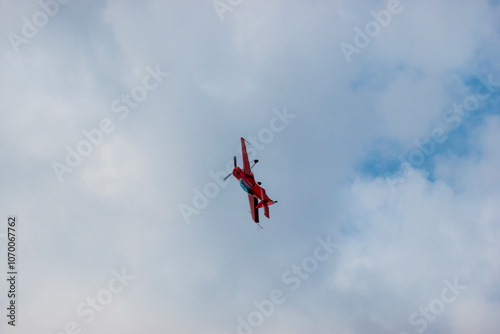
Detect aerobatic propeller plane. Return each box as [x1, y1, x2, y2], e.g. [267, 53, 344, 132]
[224, 138, 277, 227]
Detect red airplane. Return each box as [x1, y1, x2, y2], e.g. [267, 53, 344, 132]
[224, 138, 277, 225]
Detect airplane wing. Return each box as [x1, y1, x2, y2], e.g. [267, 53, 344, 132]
[241, 137, 253, 177]
[248, 194, 259, 223]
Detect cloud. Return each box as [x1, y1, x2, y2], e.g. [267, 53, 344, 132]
[0, 1, 499, 333]
[322, 116, 500, 334]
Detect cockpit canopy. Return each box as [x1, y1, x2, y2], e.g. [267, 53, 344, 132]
[239, 179, 253, 194]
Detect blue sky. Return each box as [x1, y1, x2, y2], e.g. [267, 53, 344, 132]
[1, 1, 500, 333]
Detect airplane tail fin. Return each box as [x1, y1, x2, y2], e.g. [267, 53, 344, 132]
[256, 187, 277, 219]
[264, 204, 270, 219]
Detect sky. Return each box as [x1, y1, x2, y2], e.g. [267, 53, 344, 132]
[0, 0, 500, 333]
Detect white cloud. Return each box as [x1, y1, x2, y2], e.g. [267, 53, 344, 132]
[322, 117, 500, 333]
[1, 1, 499, 333]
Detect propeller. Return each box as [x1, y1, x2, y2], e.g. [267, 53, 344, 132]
[223, 156, 237, 181]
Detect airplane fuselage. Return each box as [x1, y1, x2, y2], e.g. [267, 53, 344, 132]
[232, 167, 259, 197]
